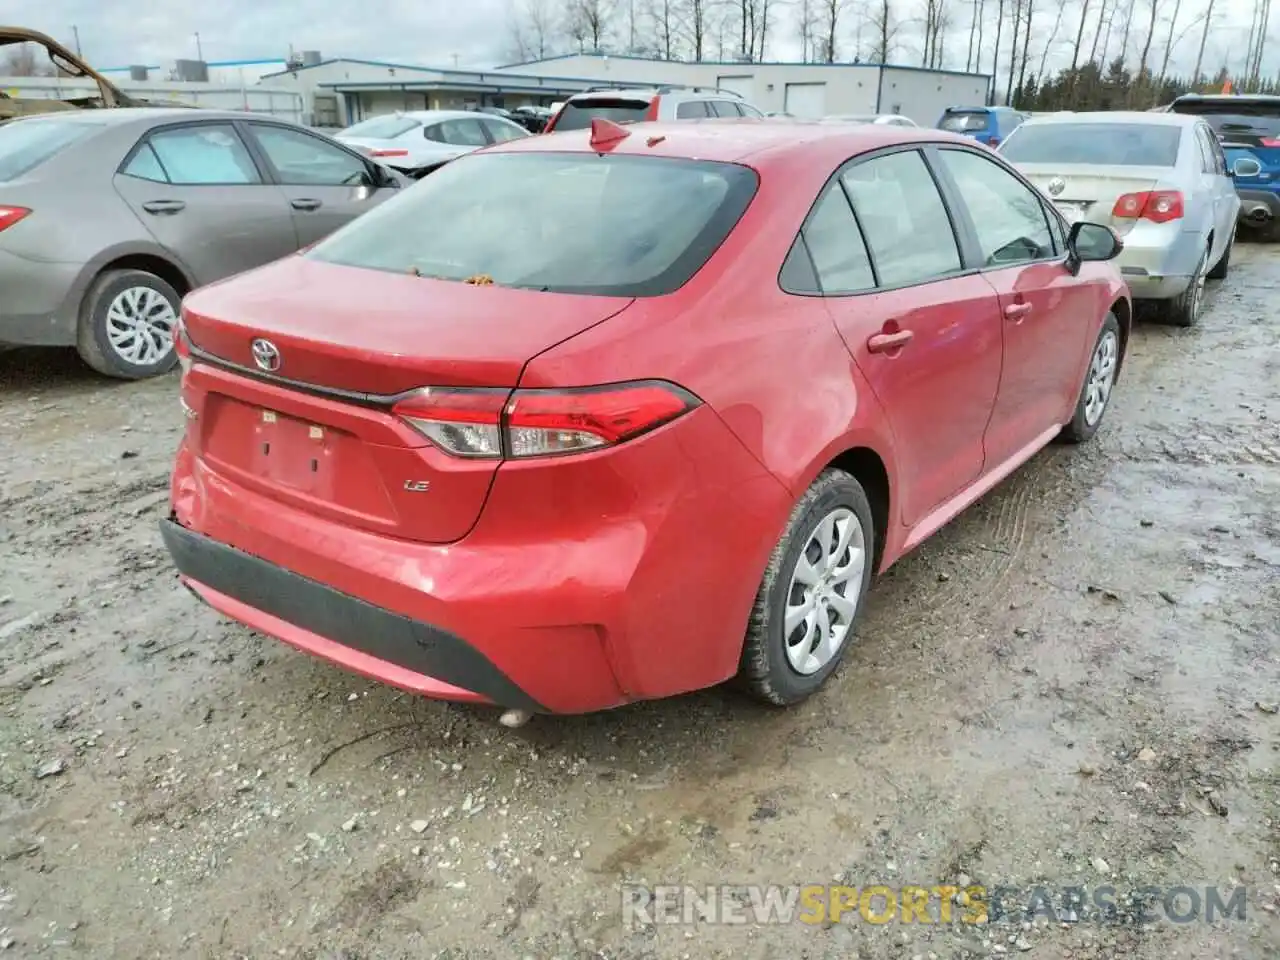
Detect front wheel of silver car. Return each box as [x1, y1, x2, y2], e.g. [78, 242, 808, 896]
[737, 468, 876, 706]
[77, 269, 183, 380]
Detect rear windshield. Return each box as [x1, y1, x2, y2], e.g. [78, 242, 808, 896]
[339, 116, 421, 139]
[940, 110, 990, 132]
[0, 118, 98, 181]
[553, 99, 652, 131]
[1000, 122, 1182, 166]
[1171, 99, 1280, 141]
[305, 152, 758, 297]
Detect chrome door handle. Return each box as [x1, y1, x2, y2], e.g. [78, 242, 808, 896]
[291, 198, 323, 211]
[141, 200, 186, 214]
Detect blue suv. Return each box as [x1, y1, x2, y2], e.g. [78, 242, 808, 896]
[936, 106, 1028, 148]
[1169, 93, 1280, 237]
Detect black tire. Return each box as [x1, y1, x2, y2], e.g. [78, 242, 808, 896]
[1206, 230, 1233, 280]
[1060, 312, 1122, 445]
[76, 269, 182, 380]
[1163, 245, 1209, 327]
[737, 468, 876, 706]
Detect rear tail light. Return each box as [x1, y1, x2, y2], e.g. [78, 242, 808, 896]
[0, 206, 31, 233]
[1112, 190, 1184, 223]
[1260, 138, 1280, 147]
[391, 381, 699, 459]
[370, 149, 409, 157]
[986, 135, 1001, 146]
[645, 98, 661, 121]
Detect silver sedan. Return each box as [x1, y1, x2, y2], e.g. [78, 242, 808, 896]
[0, 108, 405, 378]
[999, 111, 1240, 327]
[333, 110, 530, 179]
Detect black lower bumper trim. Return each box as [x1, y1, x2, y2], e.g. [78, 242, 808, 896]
[159, 519, 544, 713]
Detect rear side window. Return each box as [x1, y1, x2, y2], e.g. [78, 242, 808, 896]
[709, 101, 743, 118]
[430, 119, 490, 146]
[0, 118, 99, 182]
[999, 123, 1182, 166]
[146, 124, 262, 185]
[840, 150, 963, 287]
[121, 142, 169, 182]
[939, 110, 990, 132]
[305, 152, 758, 297]
[677, 101, 710, 119]
[797, 186, 875, 293]
[482, 118, 526, 143]
[553, 98, 653, 130]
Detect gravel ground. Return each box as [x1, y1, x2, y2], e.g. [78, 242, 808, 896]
[0, 245, 1278, 959]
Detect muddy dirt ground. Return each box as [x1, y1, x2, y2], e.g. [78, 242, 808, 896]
[1, 248, 1278, 960]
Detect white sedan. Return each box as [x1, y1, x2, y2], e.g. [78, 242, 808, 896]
[823, 114, 918, 127]
[334, 110, 530, 178]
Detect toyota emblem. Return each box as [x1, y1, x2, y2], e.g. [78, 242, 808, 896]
[251, 338, 281, 372]
[1047, 177, 1066, 197]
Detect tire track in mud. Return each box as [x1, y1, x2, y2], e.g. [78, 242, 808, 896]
[0, 470, 171, 554]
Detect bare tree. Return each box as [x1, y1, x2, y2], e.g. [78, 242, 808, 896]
[1135, 0, 1159, 84]
[1156, 0, 1185, 85]
[1004, 0, 1024, 104]
[795, 0, 820, 59]
[1015, 0, 1035, 101]
[922, 0, 951, 67]
[1088, 0, 1111, 63]
[867, 0, 900, 62]
[1192, 0, 1217, 81]
[1069, 0, 1091, 70]
[566, 0, 615, 51]
[646, 0, 681, 58]
[507, 0, 563, 61]
[3, 44, 56, 77]
[675, 0, 711, 59]
[990, 0, 1006, 101]
[966, 0, 986, 71]
[817, 0, 849, 61]
[1035, 0, 1067, 80]
[1114, 0, 1135, 66]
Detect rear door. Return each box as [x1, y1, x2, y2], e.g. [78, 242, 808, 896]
[242, 121, 393, 246]
[816, 147, 1004, 527]
[1194, 122, 1240, 246]
[932, 145, 1098, 463]
[113, 120, 299, 285]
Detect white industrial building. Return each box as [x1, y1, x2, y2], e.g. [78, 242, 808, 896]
[494, 53, 991, 124]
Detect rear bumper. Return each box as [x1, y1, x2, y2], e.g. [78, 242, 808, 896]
[0, 250, 82, 347]
[161, 519, 544, 711]
[1115, 226, 1205, 300]
[164, 400, 790, 714]
[1236, 189, 1280, 225]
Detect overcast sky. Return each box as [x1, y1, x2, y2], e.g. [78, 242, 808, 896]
[5, 0, 1271, 80]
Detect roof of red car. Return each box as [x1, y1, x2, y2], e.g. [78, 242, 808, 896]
[494, 118, 970, 166]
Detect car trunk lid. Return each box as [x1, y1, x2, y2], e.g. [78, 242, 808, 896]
[1016, 163, 1170, 228]
[180, 255, 634, 544]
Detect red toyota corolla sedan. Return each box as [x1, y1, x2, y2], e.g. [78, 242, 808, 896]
[163, 118, 1129, 716]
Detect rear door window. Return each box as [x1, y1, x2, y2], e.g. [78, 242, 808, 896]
[0, 118, 100, 181]
[339, 115, 421, 139]
[431, 119, 491, 146]
[481, 118, 526, 142]
[145, 124, 262, 185]
[709, 101, 743, 117]
[840, 150, 963, 287]
[553, 98, 653, 130]
[677, 100, 710, 119]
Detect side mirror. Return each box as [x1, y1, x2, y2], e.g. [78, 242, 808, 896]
[1066, 221, 1122, 274]
[1232, 156, 1262, 178]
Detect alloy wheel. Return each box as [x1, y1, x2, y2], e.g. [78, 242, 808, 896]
[784, 506, 867, 675]
[105, 286, 178, 367]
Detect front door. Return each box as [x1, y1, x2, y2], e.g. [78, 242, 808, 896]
[932, 146, 1098, 464]
[822, 147, 1004, 527]
[113, 121, 299, 285]
[243, 122, 395, 247]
